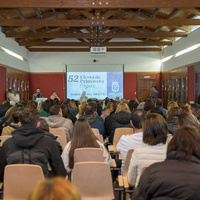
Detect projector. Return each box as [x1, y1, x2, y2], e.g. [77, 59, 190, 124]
[90, 47, 107, 55]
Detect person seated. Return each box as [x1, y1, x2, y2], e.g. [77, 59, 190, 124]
[110, 102, 132, 144]
[46, 105, 73, 141]
[27, 100, 37, 110]
[32, 88, 44, 102]
[128, 99, 139, 112]
[155, 98, 167, 117]
[100, 102, 113, 121]
[38, 100, 51, 117]
[117, 109, 146, 171]
[6, 89, 20, 106]
[0, 108, 66, 181]
[177, 112, 199, 129]
[167, 107, 182, 135]
[132, 127, 200, 200]
[39, 118, 62, 154]
[76, 102, 88, 119]
[180, 103, 192, 113]
[191, 103, 200, 117]
[81, 102, 105, 139]
[61, 119, 112, 176]
[143, 99, 155, 112]
[61, 104, 77, 124]
[28, 177, 81, 200]
[166, 101, 179, 118]
[1, 106, 24, 136]
[50, 90, 60, 101]
[127, 113, 168, 187]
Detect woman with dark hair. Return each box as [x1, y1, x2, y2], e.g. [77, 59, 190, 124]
[128, 113, 167, 187]
[143, 99, 155, 112]
[132, 127, 200, 200]
[61, 119, 111, 174]
[61, 104, 77, 124]
[167, 107, 182, 134]
[128, 99, 139, 111]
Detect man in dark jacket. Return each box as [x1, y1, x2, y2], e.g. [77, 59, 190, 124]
[0, 108, 66, 181]
[81, 102, 105, 139]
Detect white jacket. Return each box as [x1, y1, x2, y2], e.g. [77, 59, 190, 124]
[128, 143, 167, 187]
[61, 140, 112, 173]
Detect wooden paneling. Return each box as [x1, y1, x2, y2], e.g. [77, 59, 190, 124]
[6, 67, 29, 103]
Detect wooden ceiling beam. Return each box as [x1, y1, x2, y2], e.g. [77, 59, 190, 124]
[28, 47, 161, 52]
[1, 19, 200, 26]
[19, 41, 172, 47]
[1, 0, 200, 8]
[6, 32, 188, 38]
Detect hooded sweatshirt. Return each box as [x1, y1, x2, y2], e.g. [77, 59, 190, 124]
[0, 124, 66, 181]
[46, 115, 73, 141]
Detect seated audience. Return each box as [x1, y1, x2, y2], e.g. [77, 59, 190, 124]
[191, 103, 200, 117]
[38, 100, 51, 117]
[46, 105, 73, 141]
[181, 103, 192, 113]
[128, 99, 139, 112]
[27, 100, 37, 110]
[117, 109, 146, 171]
[76, 102, 87, 119]
[28, 177, 81, 200]
[110, 102, 132, 144]
[155, 98, 167, 117]
[177, 112, 199, 129]
[0, 101, 12, 119]
[50, 90, 60, 101]
[166, 101, 179, 118]
[167, 107, 182, 135]
[6, 89, 20, 106]
[128, 113, 168, 187]
[61, 104, 77, 124]
[143, 99, 155, 112]
[0, 108, 66, 181]
[132, 127, 200, 200]
[61, 119, 111, 174]
[81, 102, 105, 139]
[100, 102, 113, 121]
[149, 107, 163, 116]
[39, 118, 62, 154]
[1, 106, 24, 136]
[70, 99, 78, 116]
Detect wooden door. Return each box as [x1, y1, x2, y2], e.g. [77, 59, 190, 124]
[137, 79, 156, 102]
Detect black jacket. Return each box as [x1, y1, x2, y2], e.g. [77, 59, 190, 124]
[0, 124, 66, 181]
[132, 153, 200, 200]
[110, 111, 132, 143]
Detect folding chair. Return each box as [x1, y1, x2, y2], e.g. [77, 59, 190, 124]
[3, 164, 44, 200]
[72, 162, 115, 200]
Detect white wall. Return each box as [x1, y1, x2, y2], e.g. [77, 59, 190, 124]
[0, 31, 29, 71]
[162, 27, 200, 71]
[29, 51, 161, 73]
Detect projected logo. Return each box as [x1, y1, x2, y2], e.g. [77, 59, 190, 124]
[112, 82, 119, 92]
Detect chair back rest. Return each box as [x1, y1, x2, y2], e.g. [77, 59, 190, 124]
[113, 128, 133, 151]
[72, 162, 114, 199]
[56, 135, 64, 150]
[123, 148, 134, 177]
[49, 128, 67, 149]
[74, 148, 104, 164]
[140, 165, 149, 177]
[167, 134, 172, 143]
[3, 164, 44, 200]
[91, 128, 100, 135]
[94, 133, 104, 143]
[0, 136, 12, 147]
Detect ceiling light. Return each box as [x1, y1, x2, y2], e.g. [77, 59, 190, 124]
[175, 43, 200, 57]
[0, 46, 24, 61]
[161, 55, 173, 63]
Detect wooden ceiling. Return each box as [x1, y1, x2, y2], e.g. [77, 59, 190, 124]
[0, 0, 200, 52]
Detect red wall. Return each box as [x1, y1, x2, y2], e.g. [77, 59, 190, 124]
[188, 66, 195, 104]
[0, 66, 6, 103]
[124, 73, 137, 100]
[29, 73, 66, 102]
[156, 73, 162, 98]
